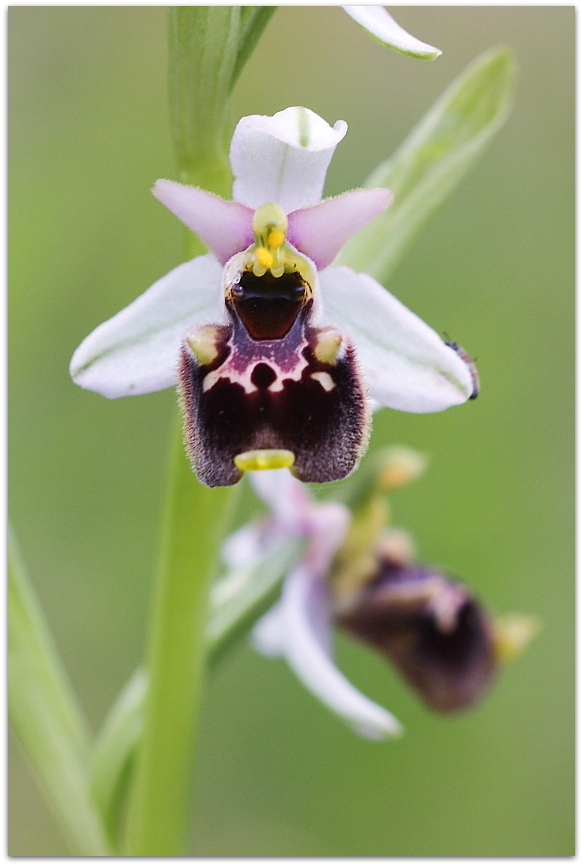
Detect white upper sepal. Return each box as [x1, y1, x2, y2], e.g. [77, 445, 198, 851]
[230, 107, 347, 213]
[343, 6, 442, 60]
[319, 266, 474, 412]
[276, 565, 403, 739]
[69, 254, 224, 399]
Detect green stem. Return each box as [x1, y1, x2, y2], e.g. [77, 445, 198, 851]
[124, 7, 276, 853]
[124, 418, 235, 855]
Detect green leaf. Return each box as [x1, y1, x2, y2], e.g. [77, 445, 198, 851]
[167, 6, 274, 192]
[231, 7, 277, 86]
[336, 46, 517, 283]
[8, 526, 110, 855]
[90, 668, 147, 848]
[206, 534, 303, 666]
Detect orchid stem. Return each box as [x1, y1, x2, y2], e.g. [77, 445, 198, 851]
[122, 6, 277, 853]
[124, 133, 232, 858]
[123, 87, 234, 861]
[124, 417, 235, 855]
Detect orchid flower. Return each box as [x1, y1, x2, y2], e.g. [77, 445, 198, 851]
[228, 469, 404, 740]
[241, 468, 534, 739]
[70, 106, 475, 486]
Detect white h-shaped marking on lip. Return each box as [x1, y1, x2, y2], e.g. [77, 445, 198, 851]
[202, 352, 309, 394]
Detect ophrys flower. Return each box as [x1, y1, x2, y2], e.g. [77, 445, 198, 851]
[239, 466, 537, 738]
[70, 107, 475, 486]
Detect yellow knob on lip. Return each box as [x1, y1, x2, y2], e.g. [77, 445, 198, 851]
[234, 449, 295, 472]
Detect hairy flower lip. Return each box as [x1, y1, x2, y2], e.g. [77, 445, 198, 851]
[337, 560, 498, 713]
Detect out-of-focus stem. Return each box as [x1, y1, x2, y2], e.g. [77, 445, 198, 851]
[8, 528, 111, 855]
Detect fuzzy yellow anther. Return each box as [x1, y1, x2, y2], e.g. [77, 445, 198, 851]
[267, 229, 285, 248]
[255, 247, 273, 270]
[250, 203, 290, 277]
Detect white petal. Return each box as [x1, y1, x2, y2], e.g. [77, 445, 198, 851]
[221, 522, 266, 571]
[280, 566, 403, 740]
[287, 189, 393, 270]
[343, 6, 441, 60]
[249, 469, 313, 532]
[70, 254, 224, 399]
[230, 107, 347, 212]
[251, 601, 285, 658]
[304, 503, 351, 578]
[153, 180, 254, 265]
[249, 474, 350, 571]
[319, 267, 474, 412]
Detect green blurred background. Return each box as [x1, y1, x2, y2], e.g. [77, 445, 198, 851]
[8, 7, 574, 856]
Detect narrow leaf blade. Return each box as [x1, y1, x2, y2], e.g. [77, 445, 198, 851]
[231, 7, 277, 87]
[8, 526, 110, 855]
[90, 668, 148, 847]
[337, 46, 517, 282]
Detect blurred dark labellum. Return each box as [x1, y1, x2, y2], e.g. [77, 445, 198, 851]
[337, 558, 497, 712]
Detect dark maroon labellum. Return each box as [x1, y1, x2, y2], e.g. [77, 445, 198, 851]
[178, 270, 370, 487]
[337, 559, 497, 712]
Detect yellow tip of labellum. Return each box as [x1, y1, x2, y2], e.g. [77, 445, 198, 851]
[493, 613, 541, 662]
[234, 449, 295, 472]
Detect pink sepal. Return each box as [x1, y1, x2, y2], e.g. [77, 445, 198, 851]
[153, 180, 254, 265]
[287, 188, 392, 269]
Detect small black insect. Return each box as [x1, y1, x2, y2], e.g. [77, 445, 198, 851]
[444, 341, 480, 400]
